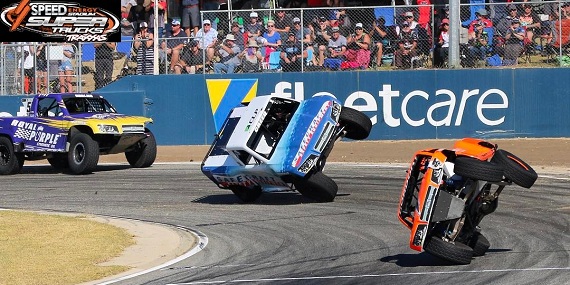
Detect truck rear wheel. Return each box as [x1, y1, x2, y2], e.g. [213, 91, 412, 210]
[125, 130, 157, 168]
[68, 133, 99, 174]
[295, 171, 338, 202]
[339, 107, 372, 140]
[0, 137, 23, 175]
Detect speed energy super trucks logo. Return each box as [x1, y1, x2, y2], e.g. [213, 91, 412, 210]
[1, 0, 119, 41]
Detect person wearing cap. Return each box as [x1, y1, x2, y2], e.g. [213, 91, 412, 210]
[214, 34, 242, 74]
[393, 20, 418, 69]
[134, 21, 154, 75]
[175, 40, 204, 74]
[369, 16, 389, 68]
[518, 3, 541, 43]
[280, 31, 307, 72]
[496, 5, 519, 37]
[230, 21, 245, 50]
[289, 16, 316, 65]
[503, 17, 526, 65]
[161, 19, 188, 72]
[309, 16, 333, 65]
[239, 40, 263, 73]
[195, 19, 219, 65]
[245, 12, 264, 40]
[344, 22, 371, 69]
[464, 20, 489, 67]
[468, 8, 492, 34]
[434, 18, 450, 68]
[291, 17, 311, 44]
[274, 8, 294, 40]
[396, 11, 418, 35]
[321, 26, 347, 69]
[180, 0, 200, 37]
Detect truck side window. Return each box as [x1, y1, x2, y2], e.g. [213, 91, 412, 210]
[37, 98, 60, 117]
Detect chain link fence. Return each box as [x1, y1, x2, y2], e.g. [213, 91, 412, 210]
[1, 1, 569, 95]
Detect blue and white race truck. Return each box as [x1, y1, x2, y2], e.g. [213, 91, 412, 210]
[0, 93, 156, 175]
[201, 94, 372, 203]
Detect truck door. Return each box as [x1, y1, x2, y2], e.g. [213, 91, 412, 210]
[25, 97, 66, 151]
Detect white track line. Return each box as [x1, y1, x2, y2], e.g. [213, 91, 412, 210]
[96, 224, 208, 285]
[167, 267, 570, 284]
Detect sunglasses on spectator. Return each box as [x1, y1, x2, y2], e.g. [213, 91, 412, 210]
[406, 16, 413, 18]
[355, 27, 363, 30]
[204, 23, 210, 26]
[267, 25, 274, 27]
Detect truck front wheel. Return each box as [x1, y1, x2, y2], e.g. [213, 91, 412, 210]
[294, 171, 338, 202]
[125, 130, 157, 168]
[68, 133, 99, 174]
[0, 137, 24, 175]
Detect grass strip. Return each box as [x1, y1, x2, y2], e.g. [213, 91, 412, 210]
[0, 210, 134, 285]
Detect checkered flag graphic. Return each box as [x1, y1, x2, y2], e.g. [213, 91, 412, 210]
[14, 128, 32, 140]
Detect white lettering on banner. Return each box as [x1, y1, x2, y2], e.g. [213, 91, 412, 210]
[270, 83, 509, 127]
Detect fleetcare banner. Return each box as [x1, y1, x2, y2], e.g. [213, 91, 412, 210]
[0, 0, 121, 42]
[57, 69, 569, 145]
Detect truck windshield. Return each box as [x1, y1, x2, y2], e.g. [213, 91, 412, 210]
[209, 117, 240, 156]
[64, 98, 117, 114]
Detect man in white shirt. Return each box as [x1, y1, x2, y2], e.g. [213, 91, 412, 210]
[195, 19, 219, 64]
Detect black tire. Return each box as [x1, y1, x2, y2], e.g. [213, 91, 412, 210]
[230, 186, 262, 203]
[68, 133, 99, 174]
[47, 153, 69, 169]
[339, 106, 372, 140]
[125, 130, 157, 168]
[454, 156, 504, 182]
[295, 171, 338, 202]
[469, 232, 490, 257]
[424, 236, 474, 265]
[0, 137, 23, 175]
[491, 149, 537, 188]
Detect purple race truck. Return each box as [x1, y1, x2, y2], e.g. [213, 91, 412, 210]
[0, 93, 156, 175]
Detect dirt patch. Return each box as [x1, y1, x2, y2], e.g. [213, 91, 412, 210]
[97, 138, 570, 174]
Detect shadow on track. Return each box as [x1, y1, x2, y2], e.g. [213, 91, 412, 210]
[20, 164, 133, 175]
[192, 192, 338, 205]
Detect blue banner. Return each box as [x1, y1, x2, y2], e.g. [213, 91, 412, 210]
[1, 69, 569, 145]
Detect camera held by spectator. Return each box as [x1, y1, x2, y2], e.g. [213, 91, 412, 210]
[136, 22, 149, 40]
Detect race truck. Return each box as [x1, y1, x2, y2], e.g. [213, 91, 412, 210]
[201, 94, 372, 203]
[397, 138, 538, 264]
[0, 93, 156, 175]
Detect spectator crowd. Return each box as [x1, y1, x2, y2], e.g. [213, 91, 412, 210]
[3, 0, 570, 94]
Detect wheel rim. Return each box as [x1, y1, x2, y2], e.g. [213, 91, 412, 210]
[73, 142, 85, 164]
[0, 145, 10, 165]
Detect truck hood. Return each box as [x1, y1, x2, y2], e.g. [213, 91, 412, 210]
[64, 113, 153, 134]
[269, 95, 340, 175]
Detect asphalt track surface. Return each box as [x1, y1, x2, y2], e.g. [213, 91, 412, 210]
[1, 163, 569, 285]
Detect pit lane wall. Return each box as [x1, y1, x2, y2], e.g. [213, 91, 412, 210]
[1, 68, 569, 145]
